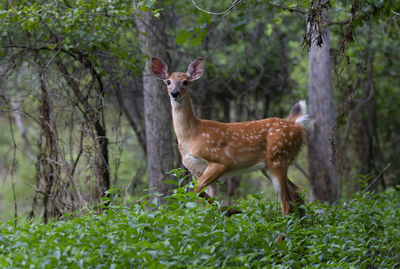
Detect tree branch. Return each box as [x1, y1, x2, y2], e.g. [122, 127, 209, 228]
[191, 0, 242, 15]
[362, 163, 391, 193]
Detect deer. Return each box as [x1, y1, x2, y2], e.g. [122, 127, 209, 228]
[151, 57, 308, 217]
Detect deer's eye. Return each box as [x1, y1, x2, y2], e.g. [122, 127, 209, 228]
[167, 80, 171, 85]
[182, 80, 188, 86]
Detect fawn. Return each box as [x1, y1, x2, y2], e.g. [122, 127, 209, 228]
[151, 57, 307, 216]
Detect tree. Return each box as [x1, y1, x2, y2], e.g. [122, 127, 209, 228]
[307, 1, 338, 203]
[0, 0, 150, 219]
[134, 6, 176, 203]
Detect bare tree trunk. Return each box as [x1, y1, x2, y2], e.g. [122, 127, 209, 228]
[36, 74, 62, 223]
[135, 8, 176, 203]
[307, 2, 339, 203]
[9, 96, 34, 158]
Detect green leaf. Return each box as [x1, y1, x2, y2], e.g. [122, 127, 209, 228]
[163, 180, 179, 186]
[175, 29, 191, 45]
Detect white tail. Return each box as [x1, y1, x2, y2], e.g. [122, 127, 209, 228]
[152, 57, 307, 215]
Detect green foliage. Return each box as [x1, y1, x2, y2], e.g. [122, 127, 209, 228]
[1, 187, 399, 268]
[0, 0, 157, 72]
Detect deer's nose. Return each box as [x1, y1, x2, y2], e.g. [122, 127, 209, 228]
[171, 89, 181, 99]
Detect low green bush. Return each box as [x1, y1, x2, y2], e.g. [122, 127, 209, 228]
[0, 182, 399, 268]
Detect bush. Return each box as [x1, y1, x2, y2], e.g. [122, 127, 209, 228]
[0, 184, 399, 268]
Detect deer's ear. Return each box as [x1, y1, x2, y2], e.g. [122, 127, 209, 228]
[186, 58, 204, 81]
[151, 58, 169, 80]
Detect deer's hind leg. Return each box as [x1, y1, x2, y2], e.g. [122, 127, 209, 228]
[287, 179, 304, 205]
[262, 165, 292, 215]
[262, 169, 304, 216]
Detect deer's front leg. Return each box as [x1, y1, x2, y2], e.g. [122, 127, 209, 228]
[205, 182, 218, 198]
[195, 163, 226, 198]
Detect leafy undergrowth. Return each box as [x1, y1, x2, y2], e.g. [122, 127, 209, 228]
[0, 185, 399, 268]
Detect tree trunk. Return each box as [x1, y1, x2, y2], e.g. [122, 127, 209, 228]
[135, 8, 176, 203]
[10, 96, 35, 158]
[37, 74, 62, 223]
[307, 3, 339, 203]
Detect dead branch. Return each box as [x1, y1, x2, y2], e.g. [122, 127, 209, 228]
[362, 163, 391, 193]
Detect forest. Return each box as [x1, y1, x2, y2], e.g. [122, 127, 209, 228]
[0, 0, 399, 267]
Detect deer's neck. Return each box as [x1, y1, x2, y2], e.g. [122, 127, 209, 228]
[171, 94, 199, 141]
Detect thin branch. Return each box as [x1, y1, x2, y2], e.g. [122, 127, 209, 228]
[191, 0, 242, 15]
[293, 162, 311, 181]
[362, 163, 391, 193]
[393, 10, 400, 16]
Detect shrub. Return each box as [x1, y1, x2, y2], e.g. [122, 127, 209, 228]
[0, 184, 399, 268]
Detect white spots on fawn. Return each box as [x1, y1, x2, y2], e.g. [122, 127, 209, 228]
[209, 147, 219, 152]
[276, 129, 281, 133]
[202, 133, 210, 138]
[290, 132, 294, 137]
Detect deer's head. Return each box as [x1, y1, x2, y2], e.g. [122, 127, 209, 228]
[151, 58, 204, 104]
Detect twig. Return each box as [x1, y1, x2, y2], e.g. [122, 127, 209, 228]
[393, 11, 400, 16]
[362, 163, 391, 193]
[293, 162, 310, 181]
[191, 0, 242, 15]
